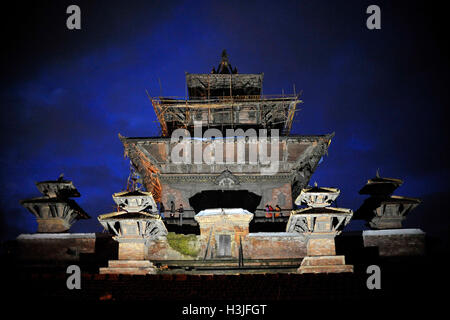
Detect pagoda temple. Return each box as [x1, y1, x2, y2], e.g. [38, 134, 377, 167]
[119, 51, 333, 225]
[10, 51, 427, 280]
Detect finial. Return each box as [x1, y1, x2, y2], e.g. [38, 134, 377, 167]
[58, 173, 64, 181]
[215, 50, 234, 74]
[314, 181, 318, 187]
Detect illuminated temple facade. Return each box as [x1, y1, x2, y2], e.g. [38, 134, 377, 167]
[11, 51, 425, 277]
[120, 51, 333, 225]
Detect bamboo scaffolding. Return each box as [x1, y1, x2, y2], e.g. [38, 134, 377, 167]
[149, 93, 302, 137]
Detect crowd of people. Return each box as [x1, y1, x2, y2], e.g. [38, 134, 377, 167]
[264, 204, 282, 218]
[156, 201, 183, 219]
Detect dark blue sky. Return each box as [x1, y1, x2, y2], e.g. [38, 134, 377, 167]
[1, 0, 449, 242]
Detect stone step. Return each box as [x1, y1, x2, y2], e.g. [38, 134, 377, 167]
[301, 255, 346, 267]
[99, 267, 157, 275]
[108, 260, 154, 268]
[154, 259, 300, 268]
[298, 265, 353, 274]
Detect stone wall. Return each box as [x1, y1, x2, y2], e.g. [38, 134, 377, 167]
[8, 229, 426, 265]
[152, 231, 307, 261]
[148, 237, 199, 261]
[118, 242, 147, 260]
[363, 229, 426, 256]
[307, 237, 336, 256]
[243, 233, 306, 259]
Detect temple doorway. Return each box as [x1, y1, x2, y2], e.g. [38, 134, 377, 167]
[189, 190, 262, 213]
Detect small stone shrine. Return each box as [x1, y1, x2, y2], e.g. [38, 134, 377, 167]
[98, 190, 167, 275]
[356, 172, 425, 256]
[355, 171, 421, 229]
[19, 175, 90, 233]
[287, 184, 353, 273]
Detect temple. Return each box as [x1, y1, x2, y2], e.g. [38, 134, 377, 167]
[7, 52, 427, 285]
[120, 51, 333, 225]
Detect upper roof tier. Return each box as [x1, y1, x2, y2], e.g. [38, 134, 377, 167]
[35, 174, 81, 198]
[186, 50, 263, 98]
[359, 170, 404, 196]
[150, 50, 302, 137]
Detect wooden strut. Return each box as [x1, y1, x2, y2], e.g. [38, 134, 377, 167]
[207, 74, 210, 100]
[125, 142, 162, 203]
[238, 235, 244, 268]
[203, 226, 214, 261]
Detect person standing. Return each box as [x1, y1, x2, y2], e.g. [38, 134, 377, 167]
[170, 201, 175, 218]
[178, 204, 184, 226]
[275, 205, 281, 218]
[265, 204, 272, 218]
[159, 202, 165, 219]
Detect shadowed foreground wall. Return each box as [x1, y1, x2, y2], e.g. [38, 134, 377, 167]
[7, 229, 426, 266]
[11, 233, 117, 264]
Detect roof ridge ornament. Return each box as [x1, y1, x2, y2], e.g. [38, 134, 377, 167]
[212, 49, 238, 74]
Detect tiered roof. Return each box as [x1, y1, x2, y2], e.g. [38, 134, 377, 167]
[149, 50, 301, 137]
